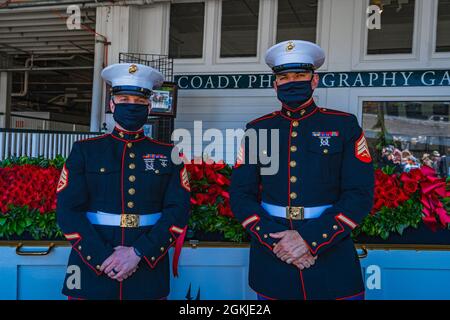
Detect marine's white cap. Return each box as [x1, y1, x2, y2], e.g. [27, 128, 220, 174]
[265, 40, 325, 74]
[101, 63, 164, 97]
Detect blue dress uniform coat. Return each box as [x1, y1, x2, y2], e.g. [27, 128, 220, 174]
[56, 127, 190, 300]
[230, 98, 375, 300]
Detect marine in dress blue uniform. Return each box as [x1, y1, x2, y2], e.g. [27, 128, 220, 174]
[230, 40, 375, 300]
[56, 63, 190, 300]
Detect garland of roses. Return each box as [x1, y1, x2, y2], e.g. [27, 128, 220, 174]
[0, 156, 449, 241]
[0, 156, 65, 239]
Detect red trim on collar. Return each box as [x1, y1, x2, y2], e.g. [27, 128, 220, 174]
[114, 126, 145, 135]
[281, 97, 314, 112]
[111, 135, 147, 143]
[279, 106, 318, 121]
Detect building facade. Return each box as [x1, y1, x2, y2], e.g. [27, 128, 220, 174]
[1, 0, 449, 171]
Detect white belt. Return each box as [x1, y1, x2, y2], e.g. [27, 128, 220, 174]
[261, 202, 332, 220]
[86, 211, 161, 228]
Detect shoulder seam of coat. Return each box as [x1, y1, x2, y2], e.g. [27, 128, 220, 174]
[248, 111, 279, 126]
[318, 108, 352, 116]
[145, 137, 174, 147]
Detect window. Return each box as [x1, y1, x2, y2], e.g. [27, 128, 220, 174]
[367, 0, 415, 55]
[169, 2, 205, 59]
[276, 0, 318, 43]
[362, 101, 450, 177]
[436, 0, 450, 52]
[220, 0, 259, 58]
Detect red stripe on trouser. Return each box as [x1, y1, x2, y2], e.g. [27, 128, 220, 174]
[67, 296, 85, 300]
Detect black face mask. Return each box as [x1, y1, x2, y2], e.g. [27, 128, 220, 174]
[276, 79, 314, 109]
[112, 102, 149, 132]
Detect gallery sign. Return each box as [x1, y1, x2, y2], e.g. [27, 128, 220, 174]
[175, 70, 450, 90]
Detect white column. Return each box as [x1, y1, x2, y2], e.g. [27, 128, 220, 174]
[0, 71, 12, 129]
[90, 34, 105, 132]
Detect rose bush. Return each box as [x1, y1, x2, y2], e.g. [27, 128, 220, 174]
[354, 165, 450, 239]
[0, 156, 448, 242]
[0, 156, 65, 239]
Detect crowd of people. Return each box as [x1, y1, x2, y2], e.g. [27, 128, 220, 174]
[380, 145, 449, 178]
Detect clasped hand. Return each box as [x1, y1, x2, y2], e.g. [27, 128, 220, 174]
[270, 230, 317, 270]
[99, 246, 141, 282]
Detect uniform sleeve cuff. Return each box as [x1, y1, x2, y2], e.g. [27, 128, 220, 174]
[64, 232, 114, 276]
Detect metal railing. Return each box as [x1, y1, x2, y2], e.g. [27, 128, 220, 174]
[0, 128, 103, 160]
[1, 114, 90, 132]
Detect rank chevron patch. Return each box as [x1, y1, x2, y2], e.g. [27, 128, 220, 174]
[57, 164, 69, 193]
[180, 167, 191, 192]
[235, 143, 245, 168]
[355, 133, 372, 163]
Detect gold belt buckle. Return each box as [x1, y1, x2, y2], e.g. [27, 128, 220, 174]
[286, 206, 305, 220]
[120, 214, 140, 228]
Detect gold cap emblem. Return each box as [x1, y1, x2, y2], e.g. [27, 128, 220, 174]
[286, 41, 295, 52]
[128, 64, 138, 74]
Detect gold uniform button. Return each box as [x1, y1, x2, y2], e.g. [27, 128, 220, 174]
[127, 201, 134, 208]
[312, 242, 317, 247]
[263, 234, 268, 239]
[86, 256, 91, 261]
[151, 257, 156, 262]
[96, 265, 101, 270]
[127, 142, 133, 148]
[100, 167, 105, 173]
[291, 131, 298, 138]
[160, 247, 165, 252]
[333, 225, 338, 230]
[129, 175, 136, 182]
[323, 149, 329, 154]
[128, 188, 136, 195]
[323, 233, 328, 239]
[286, 111, 292, 116]
[129, 163, 135, 170]
[255, 226, 261, 231]
[290, 145, 297, 152]
[135, 134, 140, 139]
[78, 245, 82, 250]
[290, 161, 296, 167]
[129, 153, 136, 159]
[290, 192, 297, 199]
[292, 121, 299, 127]
[119, 132, 124, 138]
[300, 109, 306, 116]
[290, 176, 297, 183]
[155, 169, 160, 174]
